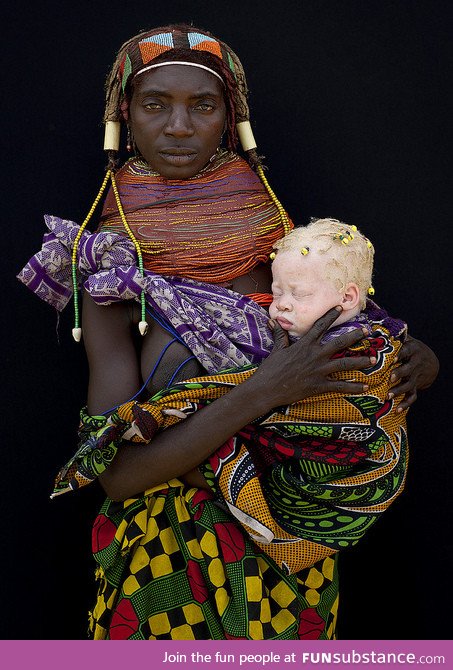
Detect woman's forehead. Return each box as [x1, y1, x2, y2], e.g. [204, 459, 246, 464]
[133, 64, 224, 97]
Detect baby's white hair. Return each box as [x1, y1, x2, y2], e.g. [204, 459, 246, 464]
[273, 218, 374, 308]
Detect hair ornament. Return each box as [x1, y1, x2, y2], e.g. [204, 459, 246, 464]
[300, 247, 310, 255]
[269, 251, 276, 261]
[237, 121, 257, 152]
[368, 286, 375, 296]
[104, 121, 121, 152]
[367, 240, 373, 249]
[333, 228, 356, 245]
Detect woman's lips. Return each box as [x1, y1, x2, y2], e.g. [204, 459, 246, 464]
[158, 149, 197, 166]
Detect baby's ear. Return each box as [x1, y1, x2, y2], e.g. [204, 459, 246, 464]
[341, 283, 361, 312]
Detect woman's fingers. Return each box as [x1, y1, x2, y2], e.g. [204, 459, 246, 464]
[390, 357, 413, 382]
[398, 336, 439, 390]
[321, 327, 369, 357]
[323, 378, 369, 395]
[324, 355, 373, 376]
[304, 306, 343, 342]
[268, 319, 289, 352]
[396, 390, 417, 411]
[388, 376, 414, 399]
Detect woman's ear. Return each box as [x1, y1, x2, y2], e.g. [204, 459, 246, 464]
[341, 282, 361, 312]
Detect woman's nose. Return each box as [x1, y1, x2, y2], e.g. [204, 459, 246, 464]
[164, 106, 194, 137]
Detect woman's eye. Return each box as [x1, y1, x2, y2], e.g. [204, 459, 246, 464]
[144, 102, 163, 110]
[195, 103, 215, 111]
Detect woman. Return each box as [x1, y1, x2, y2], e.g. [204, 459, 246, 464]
[19, 24, 438, 639]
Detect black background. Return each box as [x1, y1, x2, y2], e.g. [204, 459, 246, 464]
[3, 0, 452, 640]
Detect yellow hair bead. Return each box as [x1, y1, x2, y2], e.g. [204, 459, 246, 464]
[269, 251, 276, 261]
[351, 225, 357, 232]
[368, 286, 375, 296]
[367, 240, 373, 248]
[300, 247, 309, 255]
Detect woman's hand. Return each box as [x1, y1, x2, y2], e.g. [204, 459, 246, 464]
[388, 335, 439, 410]
[248, 306, 374, 411]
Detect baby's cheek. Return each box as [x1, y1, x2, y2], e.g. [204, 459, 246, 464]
[269, 302, 277, 319]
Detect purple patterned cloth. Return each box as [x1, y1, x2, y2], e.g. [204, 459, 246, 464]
[18, 215, 406, 373]
[17, 215, 273, 372]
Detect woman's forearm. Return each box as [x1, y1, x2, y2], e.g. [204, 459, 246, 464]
[99, 373, 271, 499]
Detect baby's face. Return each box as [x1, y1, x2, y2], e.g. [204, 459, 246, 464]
[269, 250, 343, 337]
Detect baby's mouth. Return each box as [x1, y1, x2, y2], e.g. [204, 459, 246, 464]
[275, 316, 293, 329]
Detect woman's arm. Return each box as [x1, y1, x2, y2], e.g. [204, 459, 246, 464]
[83, 293, 142, 416]
[389, 335, 439, 410]
[83, 296, 374, 501]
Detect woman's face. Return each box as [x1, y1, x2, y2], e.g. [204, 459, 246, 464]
[129, 65, 227, 179]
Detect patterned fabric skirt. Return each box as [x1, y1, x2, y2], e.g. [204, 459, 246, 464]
[90, 480, 339, 640]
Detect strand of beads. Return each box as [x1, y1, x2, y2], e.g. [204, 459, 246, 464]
[110, 171, 148, 335]
[256, 165, 291, 236]
[71, 171, 112, 341]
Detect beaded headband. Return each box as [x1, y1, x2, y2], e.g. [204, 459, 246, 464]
[69, 25, 291, 341]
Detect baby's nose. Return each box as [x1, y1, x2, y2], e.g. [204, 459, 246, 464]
[277, 299, 292, 311]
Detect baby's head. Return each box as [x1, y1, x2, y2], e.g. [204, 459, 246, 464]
[269, 218, 375, 337]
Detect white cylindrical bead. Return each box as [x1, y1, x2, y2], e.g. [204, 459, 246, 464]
[237, 121, 257, 151]
[103, 121, 121, 151]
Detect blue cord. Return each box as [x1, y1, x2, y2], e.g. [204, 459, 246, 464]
[146, 306, 184, 343]
[166, 355, 197, 387]
[101, 337, 178, 416]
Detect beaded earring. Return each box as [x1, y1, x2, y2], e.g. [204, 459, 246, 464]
[126, 126, 133, 153]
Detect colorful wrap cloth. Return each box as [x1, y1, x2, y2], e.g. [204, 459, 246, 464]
[99, 152, 291, 283]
